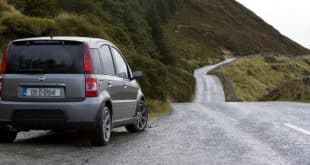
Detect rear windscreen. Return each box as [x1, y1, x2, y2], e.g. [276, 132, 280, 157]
[6, 41, 84, 74]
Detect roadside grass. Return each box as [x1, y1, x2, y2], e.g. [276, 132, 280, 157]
[296, 55, 310, 68]
[147, 100, 172, 117]
[265, 78, 310, 103]
[214, 55, 310, 102]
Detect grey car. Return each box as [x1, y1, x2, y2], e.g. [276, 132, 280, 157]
[0, 37, 148, 146]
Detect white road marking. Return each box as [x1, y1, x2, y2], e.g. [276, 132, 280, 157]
[284, 123, 310, 136]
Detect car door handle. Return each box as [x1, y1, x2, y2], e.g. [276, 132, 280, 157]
[107, 81, 113, 87]
[123, 84, 128, 89]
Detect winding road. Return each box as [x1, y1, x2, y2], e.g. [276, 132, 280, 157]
[0, 59, 310, 165]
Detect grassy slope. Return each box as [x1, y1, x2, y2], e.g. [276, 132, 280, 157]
[0, 0, 309, 113]
[164, 0, 309, 57]
[214, 56, 310, 102]
[268, 56, 310, 102]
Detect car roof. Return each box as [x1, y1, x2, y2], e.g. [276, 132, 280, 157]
[12, 36, 115, 48]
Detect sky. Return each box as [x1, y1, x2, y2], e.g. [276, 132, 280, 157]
[236, 0, 310, 49]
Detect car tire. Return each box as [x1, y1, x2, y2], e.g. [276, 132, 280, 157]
[90, 106, 112, 146]
[126, 101, 148, 133]
[0, 128, 17, 143]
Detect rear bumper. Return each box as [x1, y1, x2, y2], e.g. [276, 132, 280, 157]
[0, 98, 102, 130]
[0, 120, 97, 130]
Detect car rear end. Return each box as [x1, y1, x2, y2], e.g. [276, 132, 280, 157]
[0, 39, 102, 131]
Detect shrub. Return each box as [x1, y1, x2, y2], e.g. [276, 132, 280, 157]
[0, 1, 10, 12]
[53, 13, 104, 37]
[264, 78, 310, 102]
[1, 13, 55, 37]
[167, 68, 195, 102]
[131, 55, 168, 101]
[147, 99, 171, 117]
[9, 0, 58, 18]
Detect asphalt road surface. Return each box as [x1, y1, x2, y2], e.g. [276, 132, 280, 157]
[1, 59, 310, 165]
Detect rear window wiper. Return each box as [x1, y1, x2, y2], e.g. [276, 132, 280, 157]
[15, 68, 47, 73]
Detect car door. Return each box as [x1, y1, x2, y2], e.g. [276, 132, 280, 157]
[110, 47, 139, 119]
[96, 45, 123, 122]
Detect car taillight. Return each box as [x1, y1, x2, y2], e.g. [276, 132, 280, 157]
[83, 43, 93, 74]
[1, 46, 9, 74]
[85, 75, 98, 97]
[0, 76, 3, 97]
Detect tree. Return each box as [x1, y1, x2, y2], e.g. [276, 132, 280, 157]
[147, 6, 177, 65]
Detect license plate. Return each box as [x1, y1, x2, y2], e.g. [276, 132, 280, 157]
[23, 88, 61, 97]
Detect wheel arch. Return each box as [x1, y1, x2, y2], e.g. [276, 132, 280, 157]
[140, 96, 145, 102]
[105, 100, 113, 119]
[136, 89, 145, 102]
[96, 94, 113, 122]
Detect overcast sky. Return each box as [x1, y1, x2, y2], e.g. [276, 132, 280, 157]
[236, 0, 310, 49]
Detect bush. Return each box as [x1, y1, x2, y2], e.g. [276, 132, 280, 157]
[57, 0, 100, 14]
[1, 13, 55, 37]
[264, 78, 310, 102]
[53, 14, 104, 37]
[131, 55, 168, 101]
[9, 0, 58, 18]
[0, 2, 10, 12]
[167, 68, 195, 102]
[104, 26, 134, 51]
[147, 99, 171, 117]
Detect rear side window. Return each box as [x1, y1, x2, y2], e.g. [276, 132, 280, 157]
[99, 45, 115, 75]
[90, 49, 102, 74]
[6, 41, 84, 74]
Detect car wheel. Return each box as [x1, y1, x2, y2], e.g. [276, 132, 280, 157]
[126, 101, 148, 133]
[90, 106, 112, 146]
[0, 128, 17, 143]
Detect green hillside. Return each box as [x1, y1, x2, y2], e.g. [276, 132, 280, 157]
[164, 0, 308, 62]
[0, 0, 308, 112]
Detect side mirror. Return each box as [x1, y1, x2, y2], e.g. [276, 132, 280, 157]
[132, 71, 142, 79]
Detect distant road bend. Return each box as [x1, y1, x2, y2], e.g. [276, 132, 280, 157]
[0, 59, 309, 165]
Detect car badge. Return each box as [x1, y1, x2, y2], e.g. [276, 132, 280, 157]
[39, 76, 46, 82]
